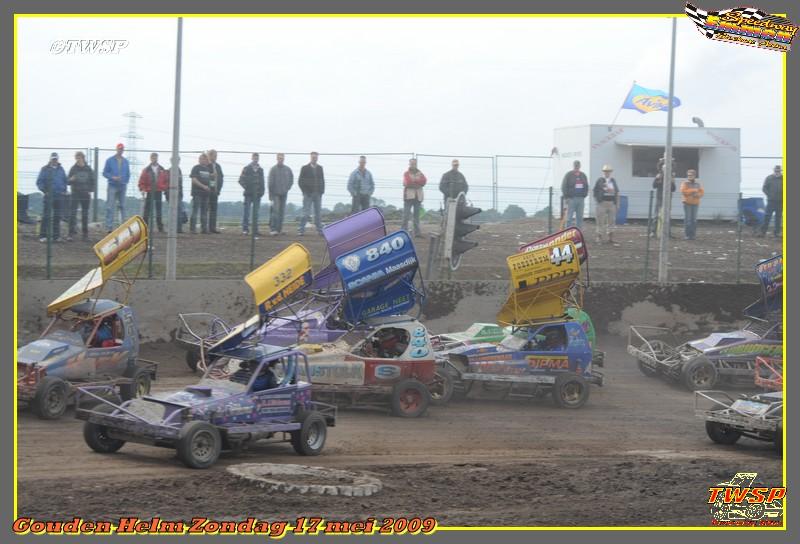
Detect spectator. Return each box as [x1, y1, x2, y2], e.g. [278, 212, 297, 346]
[163, 160, 186, 233]
[67, 151, 96, 241]
[207, 149, 224, 234]
[36, 152, 68, 242]
[138, 152, 169, 233]
[347, 155, 374, 214]
[102, 143, 130, 233]
[239, 152, 265, 236]
[560, 160, 588, 228]
[760, 164, 782, 238]
[650, 157, 676, 238]
[680, 169, 704, 241]
[190, 153, 213, 234]
[402, 157, 427, 237]
[592, 164, 619, 244]
[439, 159, 468, 200]
[267, 153, 294, 236]
[297, 151, 325, 236]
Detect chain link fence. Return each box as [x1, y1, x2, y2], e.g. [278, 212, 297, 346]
[17, 146, 782, 282]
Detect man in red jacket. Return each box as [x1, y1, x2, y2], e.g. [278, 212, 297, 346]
[138, 152, 170, 232]
[402, 157, 427, 237]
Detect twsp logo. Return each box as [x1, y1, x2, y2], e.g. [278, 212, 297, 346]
[50, 39, 129, 55]
[685, 3, 797, 52]
[708, 472, 785, 526]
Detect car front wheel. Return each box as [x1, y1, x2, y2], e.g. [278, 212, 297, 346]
[291, 411, 327, 456]
[177, 421, 221, 469]
[33, 376, 68, 420]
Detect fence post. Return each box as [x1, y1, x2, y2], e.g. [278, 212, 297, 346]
[46, 192, 53, 280]
[249, 200, 257, 270]
[92, 147, 100, 223]
[547, 186, 553, 234]
[644, 190, 654, 281]
[491, 156, 497, 211]
[736, 192, 743, 284]
[146, 193, 154, 279]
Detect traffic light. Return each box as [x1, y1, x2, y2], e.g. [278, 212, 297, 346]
[444, 192, 481, 270]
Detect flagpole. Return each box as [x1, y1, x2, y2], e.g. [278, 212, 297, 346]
[658, 19, 677, 284]
[610, 80, 635, 128]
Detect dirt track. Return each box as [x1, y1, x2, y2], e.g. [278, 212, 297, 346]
[17, 337, 782, 527]
[17, 217, 782, 282]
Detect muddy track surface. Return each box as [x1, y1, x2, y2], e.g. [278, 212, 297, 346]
[18, 338, 782, 526]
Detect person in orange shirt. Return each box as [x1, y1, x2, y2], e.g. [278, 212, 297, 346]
[680, 169, 704, 240]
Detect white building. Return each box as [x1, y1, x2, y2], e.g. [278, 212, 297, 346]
[552, 124, 741, 220]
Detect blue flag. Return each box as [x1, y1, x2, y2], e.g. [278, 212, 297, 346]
[621, 83, 681, 113]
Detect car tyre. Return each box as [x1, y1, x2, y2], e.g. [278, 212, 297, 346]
[83, 403, 126, 453]
[291, 411, 327, 456]
[391, 379, 430, 418]
[119, 366, 152, 401]
[177, 421, 221, 469]
[185, 348, 200, 372]
[32, 376, 68, 420]
[552, 373, 590, 409]
[428, 370, 454, 406]
[705, 421, 741, 445]
[682, 357, 718, 391]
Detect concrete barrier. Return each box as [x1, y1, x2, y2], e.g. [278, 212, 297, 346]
[18, 280, 762, 344]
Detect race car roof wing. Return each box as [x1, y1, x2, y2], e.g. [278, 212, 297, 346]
[47, 216, 148, 315]
[518, 227, 588, 265]
[313, 207, 387, 290]
[335, 230, 425, 325]
[210, 243, 314, 354]
[744, 254, 782, 321]
[497, 241, 581, 326]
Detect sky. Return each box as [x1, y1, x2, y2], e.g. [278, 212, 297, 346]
[17, 16, 783, 211]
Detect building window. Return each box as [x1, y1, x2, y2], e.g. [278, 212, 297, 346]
[632, 147, 700, 178]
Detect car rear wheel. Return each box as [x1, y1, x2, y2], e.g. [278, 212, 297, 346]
[705, 421, 741, 445]
[428, 370, 454, 406]
[391, 379, 430, 418]
[120, 366, 152, 401]
[177, 421, 221, 469]
[552, 373, 590, 409]
[185, 348, 200, 372]
[83, 404, 126, 453]
[682, 357, 718, 391]
[32, 376, 68, 420]
[291, 411, 327, 456]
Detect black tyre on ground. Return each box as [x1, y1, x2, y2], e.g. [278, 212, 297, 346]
[291, 410, 327, 456]
[429, 370, 454, 406]
[774, 425, 782, 454]
[83, 404, 126, 453]
[391, 379, 430, 418]
[705, 420, 742, 445]
[119, 365, 152, 401]
[32, 376, 68, 420]
[552, 373, 590, 409]
[177, 421, 221, 469]
[682, 357, 718, 391]
[185, 349, 200, 372]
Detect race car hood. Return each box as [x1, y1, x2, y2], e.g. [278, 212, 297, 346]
[448, 342, 504, 358]
[157, 385, 244, 407]
[17, 337, 83, 366]
[687, 330, 760, 353]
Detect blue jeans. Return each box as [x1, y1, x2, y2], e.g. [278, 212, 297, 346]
[242, 195, 261, 233]
[761, 199, 782, 236]
[565, 196, 585, 228]
[683, 203, 699, 239]
[351, 194, 371, 214]
[105, 184, 126, 230]
[299, 193, 323, 233]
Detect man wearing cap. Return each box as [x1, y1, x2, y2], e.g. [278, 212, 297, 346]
[102, 143, 131, 232]
[36, 152, 68, 242]
[138, 152, 170, 233]
[760, 165, 782, 238]
[561, 160, 588, 228]
[592, 164, 619, 244]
